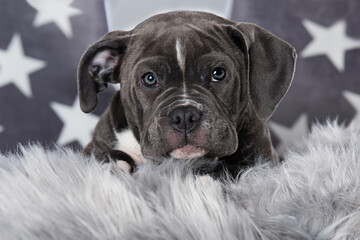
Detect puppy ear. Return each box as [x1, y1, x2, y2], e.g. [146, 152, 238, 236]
[77, 31, 132, 113]
[228, 23, 297, 120]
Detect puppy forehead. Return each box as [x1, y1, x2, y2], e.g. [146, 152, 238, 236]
[134, 23, 222, 57]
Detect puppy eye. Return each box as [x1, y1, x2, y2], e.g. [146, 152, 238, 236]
[211, 68, 226, 82]
[142, 72, 157, 87]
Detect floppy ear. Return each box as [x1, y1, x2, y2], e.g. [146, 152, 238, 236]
[228, 23, 297, 120]
[77, 31, 132, 113]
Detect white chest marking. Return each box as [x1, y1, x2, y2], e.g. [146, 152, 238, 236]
[114, 129, 146, 165]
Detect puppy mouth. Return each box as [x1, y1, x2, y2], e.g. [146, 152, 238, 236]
[169, 145, 208, 159]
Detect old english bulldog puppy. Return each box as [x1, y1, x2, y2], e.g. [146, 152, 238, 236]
[77, 11, 296, 176]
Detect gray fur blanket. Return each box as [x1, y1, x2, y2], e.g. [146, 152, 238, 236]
[1, 121, 360, 240]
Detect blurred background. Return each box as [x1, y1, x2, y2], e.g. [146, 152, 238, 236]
[0, 0, 359, 155]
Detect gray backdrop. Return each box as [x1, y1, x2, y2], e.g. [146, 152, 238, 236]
[0, 0, 359, 155]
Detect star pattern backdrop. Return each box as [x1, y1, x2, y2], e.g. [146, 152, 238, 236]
[0, 0, 360, 155]
[231, 0, 360, 154]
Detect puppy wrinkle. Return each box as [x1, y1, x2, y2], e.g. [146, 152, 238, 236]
[152, 87, 179, 113]
[166, 99, 204, 116]
[113, 128, 146, 165]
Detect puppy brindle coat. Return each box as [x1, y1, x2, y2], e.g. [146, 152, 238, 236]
[78, 11, 296, 176]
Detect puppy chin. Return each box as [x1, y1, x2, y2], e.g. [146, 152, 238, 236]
[170, 145, 208, 159]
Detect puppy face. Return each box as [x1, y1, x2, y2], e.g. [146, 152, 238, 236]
[78, 11, 296, 161]
[119, 25, 246, 159]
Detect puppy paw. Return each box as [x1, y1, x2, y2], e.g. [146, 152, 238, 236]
[101, 161, 131, 174]
[116, 160, 132, 173]
[109, 150, 136, 173]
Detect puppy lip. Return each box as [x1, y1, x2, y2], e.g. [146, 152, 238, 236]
[169, 145, 208, 159]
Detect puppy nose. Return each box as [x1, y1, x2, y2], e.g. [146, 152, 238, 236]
[169, 106, 202, 133]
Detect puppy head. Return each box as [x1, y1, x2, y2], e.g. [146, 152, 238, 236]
[78, 11, 296, 160]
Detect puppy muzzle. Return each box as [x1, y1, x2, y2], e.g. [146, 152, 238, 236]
[166, 99, 208, 159]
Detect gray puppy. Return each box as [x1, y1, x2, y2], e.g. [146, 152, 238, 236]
[77, 11, 296, 176]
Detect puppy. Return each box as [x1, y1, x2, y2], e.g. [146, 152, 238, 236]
[77, 11, 296, 176]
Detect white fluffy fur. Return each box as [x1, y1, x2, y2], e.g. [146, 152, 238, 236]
[1, 121, 360, 239]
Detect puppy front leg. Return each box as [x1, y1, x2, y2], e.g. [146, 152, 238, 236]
[84, 141, 137, 174]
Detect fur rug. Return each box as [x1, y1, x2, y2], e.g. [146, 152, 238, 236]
[1, 121, 360, 240]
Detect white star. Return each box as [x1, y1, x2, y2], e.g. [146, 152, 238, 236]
[50, 97, 99, 147]
[26, 0, 82, 38]
[0, 34, 46, 98]
[301, 19, 360, 72]
[343, 90, 360, 123]
[269, 114, 309, 155]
